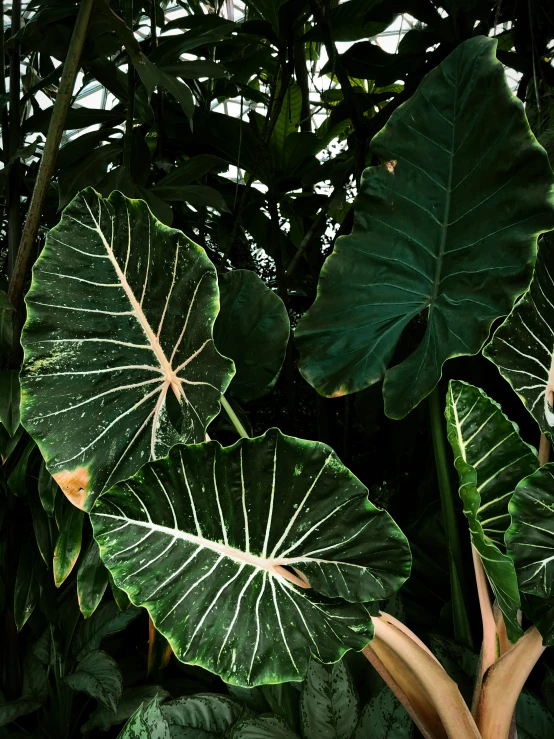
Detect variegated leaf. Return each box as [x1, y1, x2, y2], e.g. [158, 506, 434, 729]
[21, 188, 234, 511]
[91, 429, 411, 686]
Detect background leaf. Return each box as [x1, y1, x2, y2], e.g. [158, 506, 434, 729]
[214, 270, 290, 402]
[64, 650, 122, 712]
[296, 36, 554, 418]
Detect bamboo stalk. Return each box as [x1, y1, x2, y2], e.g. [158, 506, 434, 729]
[7, 0, 95, 314]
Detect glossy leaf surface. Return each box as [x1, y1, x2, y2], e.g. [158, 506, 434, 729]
[445, 380, 538, 640]
[92, 429, 410, 686]
[296, 36, 554, 418]
[485, 235, 554, 439]
[214, 270, 290, 402]
[53, 502, 84, 587]
[506, 464, 554, 598]
[21, 188, 234, 510]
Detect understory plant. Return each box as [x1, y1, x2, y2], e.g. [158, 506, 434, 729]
[3, 1, 554, 738]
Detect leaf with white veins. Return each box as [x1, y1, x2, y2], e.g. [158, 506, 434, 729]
[21, 188, 234, 511]
[485, 235, 554, 439]
[445, 380, 538, 641]
[91, 428, 411, 686]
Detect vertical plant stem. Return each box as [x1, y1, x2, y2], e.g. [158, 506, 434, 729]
[123, 0, 135, 174]
[471, 546, 497, 716]
[220, 395, 249, 438]
[7, 0, 21, 279]
[539, 433, 550, 465]
[7, 0, 95, 314]
[429, 385, 473, 648]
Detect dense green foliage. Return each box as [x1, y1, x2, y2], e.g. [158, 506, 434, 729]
[2, 1, 554, 738]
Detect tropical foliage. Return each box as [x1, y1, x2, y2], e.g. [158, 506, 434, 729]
[2, 1, 554, 738]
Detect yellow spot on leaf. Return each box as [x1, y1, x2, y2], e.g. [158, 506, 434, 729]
[54, 466, 90, 510]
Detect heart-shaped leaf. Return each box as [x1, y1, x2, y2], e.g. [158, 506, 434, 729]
[506, 464, 554, 598]
[296, 36, 554, 419]
[214, 270, 290, 402]
[445, 380, 539, 641]
[21, 188, 234, 511]
[91, 428, 410, 686]
[484, 235, 554, 439]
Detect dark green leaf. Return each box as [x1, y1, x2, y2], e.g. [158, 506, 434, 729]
[78, 538, 109, 618]
[300, 658, 358, 739]
[484, 235, 554, 439]
[21, 188, 234, 511]
[506, 465, 554, 598]
[92, 429, 410, 686]
[429, 635, 478, 707]
[7, 439, 36, 497]
[160, 60, 229, 79]
[516, 690, 554, 739]
[0, 291, 14, 356]
[58, 142, 122, 210]
[230, 714, 299, 739]
[152, 155, 228, 191]
[14, 545, 40, 630]
[214, 270, 290, 402]
[161, 694, 246, 737]
[83, 686, 170, 734]
[38, 459, 58, 516]
[445, 380, 538, 641]
[109, 570, 131, 612]
[118, 697, 171, 739]
[152, 184, 230, 212]
[295, 37, 554, 418]
[0, 370, 21, 436]
[64, 650, 122, 712]
[354, 687, 413, 739]
[0, 698, 42, 727]
[23, 106, 125, 135]
[53, 501, 84, 587]
[73, 601, 141, 660]
[29, 487, 53, 566]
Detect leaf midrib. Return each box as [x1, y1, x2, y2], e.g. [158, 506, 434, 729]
[81, 196, 177, 388]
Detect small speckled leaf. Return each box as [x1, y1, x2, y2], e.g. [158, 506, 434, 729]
[230, 715, 299, 739]
[484, 235, 554, 440]
[506, 464, 554, 598]
[213, 270, 290, 402]
[161, 693, 246, 738]
[64, 650, 122, 712]
[91, 428, 410, 686]
[118, 697, 171, 739]
[295, 36, 554, 419]
[354, 688, 413, 739]
[300, 658, 358, 739]
[21, 188, 234, 511]
[445, 380, 539, 641]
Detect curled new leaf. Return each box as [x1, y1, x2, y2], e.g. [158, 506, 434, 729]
[91, 428, 410, 686]
[20, 188, 234, 511]
[296, 36, 554, 419]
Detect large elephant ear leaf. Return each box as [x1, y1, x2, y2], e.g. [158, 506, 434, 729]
[295, 36, 554, 419]
[91, 428, 411, 686]
[445, 380, 539, 641]
[484, 234, 554, 438]
[20, 188, 234, 511]
[506, 464, 554, 599]
[213, 270, 290, 403]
